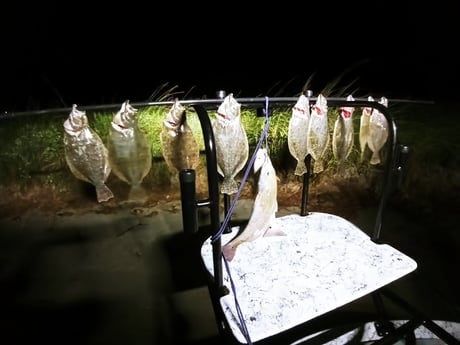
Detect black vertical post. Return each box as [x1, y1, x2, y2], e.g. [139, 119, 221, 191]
[300, 154, 312, 216]
[223, 194, 232, 233]
[179, 169, 198, 235]
[372, 109, 397, 242]
[193, 105, 223, 291]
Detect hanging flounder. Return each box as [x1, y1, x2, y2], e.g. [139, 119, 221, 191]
[368, 96, 389, 165]
[288, 94, 311, 176]
[160, 99, 200, 174]
[332, 94, 356, 176]
[63, 104, 114, 203]
[212, 93, 249, 195]
[222, 148, 285, 261]
[306, 94, 330, 174]
[107, 100, 152, 202]
[359, 96, 374, 161]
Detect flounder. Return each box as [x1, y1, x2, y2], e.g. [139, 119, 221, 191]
[359, 96, 374, 161]
[368, 96, 389, 165]
[332, 94, 355, 176]
[306, 94, 330, 174]
[160, 99, 200, 174]
[288, 94, 311, 176]
[212, 94, 249, 195]
[107, 100, 152, 202]
[63, 104, 114, 203]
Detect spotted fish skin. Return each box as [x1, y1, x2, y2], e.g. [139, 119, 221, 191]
[359, 96, 374, 161]
[107, 100, 152, 202]
[332, 94, 355, 176]
[212, 94, 249, 195]
[222, 148, 284, 261]
[288, 95, 311, 176]
[306, 94, 330, 174]
[63, 104, 114, 203]
[368, 97, 389, 165]
[160, 99, 200, 174]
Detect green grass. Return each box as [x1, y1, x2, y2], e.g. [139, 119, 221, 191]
[0, 82, 458, 212]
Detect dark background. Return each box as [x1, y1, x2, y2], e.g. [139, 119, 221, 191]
[2, 1, 458, 112]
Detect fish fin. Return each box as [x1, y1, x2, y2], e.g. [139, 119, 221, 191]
[294, 161, 307, 176]
[128, 184, 148, 203]
[96, 184, 114, 203]
[220, 177, 238, 195]
[222, 242, 237, 261]
[369, 152, 381, 165]
[337, 162, 346, 177]
[313, 159, 324, 174]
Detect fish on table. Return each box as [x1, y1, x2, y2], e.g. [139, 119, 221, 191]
[107, 100, 152, 202]
[359, 96, 374, 161]
[368, 96, 389, 165]
[288, 94, 311, 176]
[222, 148, 285, 261]
[212, 93, 249, 195]
[63, 104, 114, 203]
[306, 93, 330, 174]
[332, 94, 355, 176]
[160, 99, 200, 174]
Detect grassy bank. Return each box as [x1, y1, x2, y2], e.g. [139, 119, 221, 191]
[0, 97, 458, 216]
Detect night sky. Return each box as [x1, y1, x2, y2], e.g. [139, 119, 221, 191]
[2, 1, 459, 112]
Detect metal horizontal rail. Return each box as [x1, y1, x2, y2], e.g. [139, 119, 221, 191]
[1, 95, 434, 120]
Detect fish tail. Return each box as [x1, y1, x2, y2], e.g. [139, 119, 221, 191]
[369, 152, 381, 165]
[222, 243, 237, 261]
[294, 161, 307, 176]
[220, 177, 238, 195]
[313, 159, 324, 174]
[95, 183, 114, 203]
[337, 162, 346, 177]
[128, 184, 148, 202]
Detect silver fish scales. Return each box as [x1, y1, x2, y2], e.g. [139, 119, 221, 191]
[160, 99, 200, 174]
[222, 148, 284, 261]
[306, 94, 330, 174]
[212, 94, 249, 195]
[332, 94, 355, 176]
[107, 100, 152, 202]
[288, 95, 311, 176]
[63, 104, 114, 203]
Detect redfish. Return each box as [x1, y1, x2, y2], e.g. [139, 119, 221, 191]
[222, 148, 285, 261]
